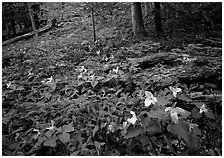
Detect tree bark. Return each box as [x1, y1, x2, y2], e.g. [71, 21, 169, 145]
[2, 6, 9, 40]
[144, 3, 150, 18]
[28, 2, 38, 41]
[131, 2, 147, 38]
[154, 2, 163, 37]
[11, 8, 16, 36]
[91, 3, 96, 42]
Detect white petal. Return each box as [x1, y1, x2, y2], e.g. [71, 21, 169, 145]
[169, 86, 174, 91]
[173, 92, 177, 97]
[144, 98, 152, 107]
[127, 117, 137, 125]
[165, 107, 172, 112]
[199, 104, 208, 113]
[152, 97, 157, 103]
[145, 91, 153, 98]
[170, 111, 178, 123]
[130, 111, 136, 117]
[175, 88, 182, 92]
[174, 107, 186, 114]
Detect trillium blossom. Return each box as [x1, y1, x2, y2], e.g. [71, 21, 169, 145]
[199, 104, 208, 113]
[78, 73, 83, 79]
[6, 82, 11, 88]
[169, 86, 182, 97]
[41, 76, 53, 84]
[165, 107, 186, 123]
[107, 124, 115, 133]
[189, 123, 198, 132]
[113, 66, 119, 74]
[46, 76, 53, 84]
[33, 129, 41, 139]
[127, 111, 137, 125]
[89, 73, 95, 80]
[46, 120, 55, 130]
[123, 121, 128, 129]
[78, 66, 87, 73]
[144, 91, 157, 107]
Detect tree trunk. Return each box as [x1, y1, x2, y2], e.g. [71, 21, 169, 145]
[144, 3, 150, 18]
[131, 2, 147, 38]
[91, 3, 96, 42]
[154, 2, 163, 37]
[2, 6, 9, 40]
[28, 2, 38, 41]
[11, 8, 16, 36]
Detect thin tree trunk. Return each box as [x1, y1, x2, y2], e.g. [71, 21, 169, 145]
[11, 8, 16, 36]
[144, 3, 150, 18]
[91, 3, 96, 42]
[131, 2, 147, 38]
[2, 6, 9, 40]
[154, 2, 163, 37]
[28, 2, 38, 41]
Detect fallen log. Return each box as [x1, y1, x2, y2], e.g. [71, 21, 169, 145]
[128, 52, 186, 69]
[2, 20, 53, 46]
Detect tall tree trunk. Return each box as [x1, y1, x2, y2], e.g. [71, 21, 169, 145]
[144, 3, 150, 18]
[11, 8, 16, 36]
[154, 2, 163, 37]
[131, 2, 147, 38]
[28, 2, 38, 41]
[2, 6, 9, 40]
[91, 3, 96, 42]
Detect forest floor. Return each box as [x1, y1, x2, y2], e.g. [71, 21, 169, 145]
[2, 3, 222, 156]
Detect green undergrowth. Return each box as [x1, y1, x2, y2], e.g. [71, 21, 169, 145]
[2, 35, 222, 155]
[2, 3, 222, 156]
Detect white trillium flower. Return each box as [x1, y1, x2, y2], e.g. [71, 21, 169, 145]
[33, 129, 41, 139]
[199, 104, 208, 113]
[169, 86, 182, 97]
[170, 110, 179, 123]
[165, 107, 187, 123]
[79, 66, 87, 73]
[6, 82, 12, 88]
[127, 111, 137, 125]
[78, 73, 83, 79]
[89, 73, 95, 80]
[144, 91, 157, 107]
[113, 66, 119, 74]
[46, 120, 55, 130]
[46, 76, 53, 84]
[107, 124, 115, 133]
[189, 123, 198, 132]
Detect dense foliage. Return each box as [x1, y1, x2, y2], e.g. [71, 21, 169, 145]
[2, 2, 222, 156]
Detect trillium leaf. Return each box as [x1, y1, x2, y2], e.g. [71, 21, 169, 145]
[140, 136, 151, 146]
[124, 125, 143, 139]
[58, 133, 70, 144]
[187, 133, 199, 149]
[191, 107, 202, 118]
[61, 123, 74, 133]
[167, 123, 190, 143]
[34, 136, 47, 149]
[205, 111, 215, 119]
[44, 138, 57, 147]
[70, 151, 80, 156]
[140, 116, 149, 128]
[94, 141, 105, 150]
[92, 125, 100, 137]
[147, 109, 167, 120]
